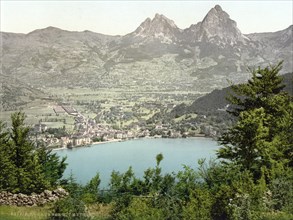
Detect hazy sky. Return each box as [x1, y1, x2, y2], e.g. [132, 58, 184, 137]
[1, 1, 292, 35]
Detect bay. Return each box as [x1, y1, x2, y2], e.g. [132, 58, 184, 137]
[56, 137, 220, 188]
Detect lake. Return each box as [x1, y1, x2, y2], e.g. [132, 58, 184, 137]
[56, 138, 220, 188]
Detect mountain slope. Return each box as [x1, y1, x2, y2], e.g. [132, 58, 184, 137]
[172, 72, 292, 116]
[0, 74, 46, 111]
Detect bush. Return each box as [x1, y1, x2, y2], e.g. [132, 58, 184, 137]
[182, 188, 213, 220]
[49, 196, 89, 220]
[116, 197, 164, 220]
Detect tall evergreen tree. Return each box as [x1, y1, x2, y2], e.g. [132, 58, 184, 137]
[227, 61, 286, 117]
[0, 112, 67, 194]
[218, 62, 293, 179]
[0, 121, 17, 191]
[37, 145, 67, 188]
[9, 112, 35, 193]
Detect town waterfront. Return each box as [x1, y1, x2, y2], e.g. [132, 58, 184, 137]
[56, 138, 220, 188]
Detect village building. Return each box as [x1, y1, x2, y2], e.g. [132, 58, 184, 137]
[34, 123, 48, 133]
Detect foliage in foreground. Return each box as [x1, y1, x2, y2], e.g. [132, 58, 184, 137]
[49, 172, 102, 220]
[104, 159, 292, 220]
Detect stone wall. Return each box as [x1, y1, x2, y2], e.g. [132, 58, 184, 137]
[0, 188, 68, 206]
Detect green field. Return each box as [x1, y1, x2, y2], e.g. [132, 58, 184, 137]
[1, 86, 201, 130]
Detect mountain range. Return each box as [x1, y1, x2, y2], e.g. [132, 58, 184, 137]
[1, 5, 292, 104]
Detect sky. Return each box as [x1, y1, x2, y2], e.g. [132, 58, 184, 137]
[1, 1, 292, 35]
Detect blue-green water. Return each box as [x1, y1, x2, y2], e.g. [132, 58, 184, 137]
[56, 138, 219, 188]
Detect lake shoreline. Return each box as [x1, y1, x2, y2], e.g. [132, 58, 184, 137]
[55, 138, 219, 187]
[52, 135, 213, 151]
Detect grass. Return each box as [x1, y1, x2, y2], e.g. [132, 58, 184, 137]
[87, 203, 112, 220]
[0, 203, 112, 220]
[260, 212, 293, 220]
[0, 205, 50, 220]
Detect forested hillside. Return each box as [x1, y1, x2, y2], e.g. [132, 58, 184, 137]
[190, 72, 292, 113]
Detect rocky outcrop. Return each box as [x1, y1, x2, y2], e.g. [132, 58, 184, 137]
[0, 188, 68, 206]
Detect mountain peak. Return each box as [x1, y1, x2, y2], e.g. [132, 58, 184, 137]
[131, 13, 180, 42]
[197, 5, 247, 44]
[214, 4, 223, 12]
[203, 5, 231, 24]
[28, 26, 66, 35]
[152, 13, 177, 28]
[154, 13, 163, 19]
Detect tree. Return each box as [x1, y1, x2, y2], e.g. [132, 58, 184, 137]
[218, 62, 293, 179]
[9, 112, 36, 193]
[82, 172, 101, 204]
[37, 146, 67, 188]
[0, 121, 17, 191]
[0, 112, 67, 194]
[227, 61, 286, 117]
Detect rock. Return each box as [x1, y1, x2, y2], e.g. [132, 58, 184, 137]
[18, 193, 26, 198]
[0, 188, 68, 206]
[38, 198, 46, 206]
[53, 187, 68, 197]
[44, 190, 53, 198]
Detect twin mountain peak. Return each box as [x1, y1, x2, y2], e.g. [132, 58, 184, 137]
[26, 5, 253, 45]
[130, 5, 246, 44]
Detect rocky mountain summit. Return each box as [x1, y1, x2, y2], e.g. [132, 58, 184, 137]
[197, 5, 247, 44]
[1, 5, 292, 93]
[130, 13, 181, 43]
